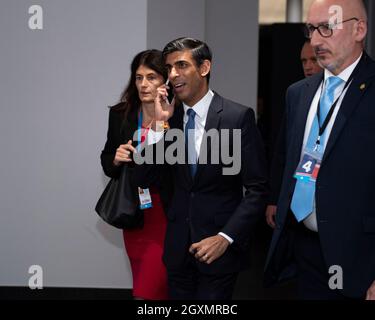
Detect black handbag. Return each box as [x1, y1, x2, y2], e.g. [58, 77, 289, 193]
[95, 165, 143, 229]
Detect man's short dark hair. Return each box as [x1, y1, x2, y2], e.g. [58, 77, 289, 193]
[162, 37, 212, 83]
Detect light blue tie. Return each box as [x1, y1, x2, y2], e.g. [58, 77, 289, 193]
[185, 109, 197, 177]
[291, 76, 344, 222]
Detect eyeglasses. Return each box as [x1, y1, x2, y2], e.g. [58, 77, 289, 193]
[304, 17, 359, 39]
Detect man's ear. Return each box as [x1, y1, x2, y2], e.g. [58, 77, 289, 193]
[354, 20, 367, 42]
[199, 60, 211, 77]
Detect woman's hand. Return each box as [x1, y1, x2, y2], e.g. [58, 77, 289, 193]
[113, 140, 137, 166]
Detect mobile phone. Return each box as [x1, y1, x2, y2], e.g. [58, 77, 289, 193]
[165, 79, 175, 104]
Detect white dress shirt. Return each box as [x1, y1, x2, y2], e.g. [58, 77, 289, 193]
[302, 54, 362, 231]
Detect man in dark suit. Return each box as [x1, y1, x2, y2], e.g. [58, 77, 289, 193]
[266, 40, 322, 229]
[264, 0, 375, 300]
[134, 37, 268, 299]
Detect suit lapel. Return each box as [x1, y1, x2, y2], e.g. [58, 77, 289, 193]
[170, 102, 184, 131]
[291, 73, 323, 167]
[322, 54, 374, 162]
[194, 93, 223, 183]
[121, 110, 138, 144]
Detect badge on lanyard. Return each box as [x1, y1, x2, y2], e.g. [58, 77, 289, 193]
[294, 74, 354, 184]
[138, 187, 153, 209]
[294, 148, 322, 182]
[137, 111, 152, 210]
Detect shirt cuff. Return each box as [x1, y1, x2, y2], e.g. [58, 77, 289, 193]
[218, 232, 233, 244]
[147, 128, 164, 145]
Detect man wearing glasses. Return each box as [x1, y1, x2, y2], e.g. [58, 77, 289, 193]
[265, 0, 375, 300]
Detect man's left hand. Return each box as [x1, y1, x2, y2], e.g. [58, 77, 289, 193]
[189, 235, 230, 264]
[366, 280, 375, 300]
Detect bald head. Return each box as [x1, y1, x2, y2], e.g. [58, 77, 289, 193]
[308, 0, 367, 22]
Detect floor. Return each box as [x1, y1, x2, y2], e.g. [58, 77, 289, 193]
[233, 220, 297, 300]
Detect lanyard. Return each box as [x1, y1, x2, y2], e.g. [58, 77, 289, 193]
[137, 111, 143, 152]
[314, 73, 354, 148]
[311, 53, 365, 150]
[137, 111, 152, 151]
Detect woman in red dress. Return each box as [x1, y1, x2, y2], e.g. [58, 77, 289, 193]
[100, 50, 173, 300]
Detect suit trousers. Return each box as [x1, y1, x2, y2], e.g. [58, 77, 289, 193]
[294, 223, 348, 300]
[167, 253, 238, 300]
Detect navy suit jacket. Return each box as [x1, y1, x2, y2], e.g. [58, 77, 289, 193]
[135, 92, 268, 274]
[264, 53, 375, 298]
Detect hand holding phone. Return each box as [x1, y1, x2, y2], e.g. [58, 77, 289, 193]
[154, 80, 175, 123]
[165, 79, 175, 104]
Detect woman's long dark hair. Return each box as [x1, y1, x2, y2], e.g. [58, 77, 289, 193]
[113, 49, 167, 117]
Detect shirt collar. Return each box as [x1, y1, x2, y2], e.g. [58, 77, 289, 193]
[324, 52, 363, 83]
[183, 89, 214, 120]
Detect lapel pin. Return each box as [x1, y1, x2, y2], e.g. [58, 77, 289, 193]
[360, 83, 366, 90]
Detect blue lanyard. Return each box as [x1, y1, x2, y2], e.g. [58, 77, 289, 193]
[137, 111, 142, 152]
